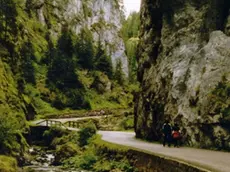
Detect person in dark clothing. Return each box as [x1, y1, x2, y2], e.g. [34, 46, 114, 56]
[172, 123, 181, 147]
[162, 120, 172, 147]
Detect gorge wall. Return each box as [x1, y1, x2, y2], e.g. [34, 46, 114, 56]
[0, 0, 127, 116]
[34, 0, 128, 74]
[135, 0, 230, 149]
[0, 0, 128, 160]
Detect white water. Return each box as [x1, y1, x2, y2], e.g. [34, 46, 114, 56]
[23, 147, 83, 172]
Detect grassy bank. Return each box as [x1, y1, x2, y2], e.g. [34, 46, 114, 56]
[0, 156, 17, 172]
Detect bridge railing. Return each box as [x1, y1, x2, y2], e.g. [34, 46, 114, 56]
[64, 121, 80, 128]
[36, 119, 82, 129]
[36, 119, 68, 129]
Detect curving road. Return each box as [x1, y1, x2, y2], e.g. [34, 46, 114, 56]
[34, 119, 230, 172]
[99, 131, 230, 172]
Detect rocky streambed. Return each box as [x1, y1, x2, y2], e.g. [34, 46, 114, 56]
[22, 147, 85, 172]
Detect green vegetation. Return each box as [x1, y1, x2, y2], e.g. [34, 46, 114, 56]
[43, 124, 136, 172]
[121, 12, 140, 83]
[114, 59, 126, 85]
[77, 28, 95, 70]
[208, 76, 230, 124]
[0, 0, 136, 117]
[43, 127, 68, 146]
[66, 109, 134, 131]
[94, 41, 113, 79]
[0, 112, 26, 155]
[0, 156, 17, 172]
[54, 142, 81, 165]
[121, 12, 140, 41]
[0, 0, 138, 169]
[78, 121, 97, 146]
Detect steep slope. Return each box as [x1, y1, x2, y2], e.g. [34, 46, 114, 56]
[33, 0, 128, 74]
[135, 0, 230, 150]
[0, 0, 131, 113]
[0, 0, 131, 161]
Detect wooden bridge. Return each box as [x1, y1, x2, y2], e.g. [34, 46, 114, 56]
[35, 119, 81, 129]
[33, 118, 230, 172]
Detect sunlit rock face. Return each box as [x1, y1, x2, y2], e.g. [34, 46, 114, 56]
[35, 0, 128, 75]
[135, 0, 230, 150]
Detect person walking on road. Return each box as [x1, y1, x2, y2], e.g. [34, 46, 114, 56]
[162, 120, 172, 147]
[172, 123, 181, 147]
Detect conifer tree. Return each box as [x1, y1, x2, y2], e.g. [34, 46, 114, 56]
[0, 0, 17, 42]
[114, 59, 125, 85]
[76, 28, 95, 70]
[95, 41, 113, 79]
[20, 42, 36, 84]
[47, 29, 81, 90]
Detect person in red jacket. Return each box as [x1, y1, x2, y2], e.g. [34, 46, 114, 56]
[172, 123, 181, 147]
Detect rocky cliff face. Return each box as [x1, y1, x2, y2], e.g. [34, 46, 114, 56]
[34, 0, 128, 75]
[0, 0, 128, 153]
[0, 0, 127, 116]
[135, 0, 230, 149]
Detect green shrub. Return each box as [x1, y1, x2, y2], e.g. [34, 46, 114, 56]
[112, 160, 135, 172]
[0, 112, 28, 155]
[119, 117, 134, 130]
[43, 127, 67, 146]
[94, 160, 135, 172]
[63, 148, 97, 170]
[51, 132, 78, 148]
[208, 79, 230, 124]
[78, 121, 97, 147]
[79, 152, 97, 170]
[0, 156, 17, 172]
[93, 160, 113, 171]
[51, 89, 91, 110]
[54, 142, 81, 165]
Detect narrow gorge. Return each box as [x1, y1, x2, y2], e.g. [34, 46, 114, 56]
[0, 0, 138, 171]
[135, 0, 230, 150]
[2, 0, 230, 171]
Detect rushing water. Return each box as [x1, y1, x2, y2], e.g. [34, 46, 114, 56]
[22, 147, 84, 172]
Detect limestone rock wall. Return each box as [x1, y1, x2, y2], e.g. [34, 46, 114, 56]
[34, 0, 128, 75]
[135, 0, 230, 149]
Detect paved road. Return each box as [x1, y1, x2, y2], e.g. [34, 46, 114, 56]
[34, 120, 230, 172]
[99, 131, 230, 172]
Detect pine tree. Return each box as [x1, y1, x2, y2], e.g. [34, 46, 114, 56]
[0, 0, 18, 42]
[20, 42, 36, 84]
[76, 28, 95, 70]
[114, 59, 125, 85]
[47, 30, 81, 90]
[95, 41, 113, 79]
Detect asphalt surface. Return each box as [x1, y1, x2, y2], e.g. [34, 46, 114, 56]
[34, 119, 230, 172]
[98, 131, 230, 172]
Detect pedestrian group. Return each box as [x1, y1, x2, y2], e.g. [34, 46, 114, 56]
[162, 120, 181, 147]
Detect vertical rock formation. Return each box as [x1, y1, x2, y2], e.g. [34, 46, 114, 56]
[34, 0, 128, 75]
[0, 0, 127, 118]
[135, 0, 230, 149]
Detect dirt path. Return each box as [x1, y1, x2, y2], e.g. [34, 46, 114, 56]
[99, 131, 230, 172]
